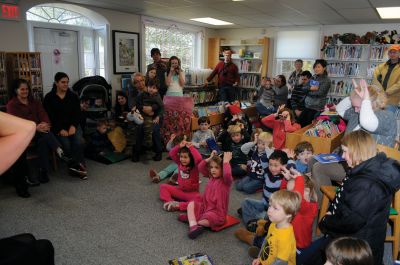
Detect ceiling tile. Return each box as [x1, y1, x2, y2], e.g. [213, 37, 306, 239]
[369, 0, 400, 7]
[322, 0, 371, 9]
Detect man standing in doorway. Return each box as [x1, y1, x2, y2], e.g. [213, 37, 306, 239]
[205, 49, 239, 102]
[147, 48, 167, 97]
[373, 44, 400, 113]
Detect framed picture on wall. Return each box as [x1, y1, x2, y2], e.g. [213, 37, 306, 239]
[112, 30, 140, 74]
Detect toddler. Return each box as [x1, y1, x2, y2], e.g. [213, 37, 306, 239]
[225, 124, 249, 178]
[180, 151, 233, 239]
[149, 134, 186, 184]
[261, 104, 301, 149]
[85, 120, 114, 160]
[284, 141, 314, 174]
[240, 150, 289, 225]
[192, 116, 215, 157]
[252, 190, 301, 265]
[236, 131, 274, 194]
[325, 237, 373, 265]
[159, 141, 202, 212]
[256, 77, 275, 116]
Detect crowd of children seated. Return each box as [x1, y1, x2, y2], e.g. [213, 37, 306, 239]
[3, 49, 400, 265]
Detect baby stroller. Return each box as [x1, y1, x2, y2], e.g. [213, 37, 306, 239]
[73, 76, 112, 135]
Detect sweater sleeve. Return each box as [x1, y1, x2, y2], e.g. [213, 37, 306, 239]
[206, 62, 221, 82]
[222, 162, 233, 186]
[261, 114, 276, 129]
[307, 77, 330, 97]
[359, 99, 378, 132]
[198, 159, 209, 177]
[241, 141, 255, 155]
[336, 97, 352, 118]
[283, 120, 301, 132]
[169, 145, 180, 164]
[189, 145, 203, 166]
[36, 100, 50, 123]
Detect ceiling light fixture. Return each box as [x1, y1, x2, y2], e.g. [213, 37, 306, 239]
[190, 17, 233, 25]
[376, 7, 400, 19]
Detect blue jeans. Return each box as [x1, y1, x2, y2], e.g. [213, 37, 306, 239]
[297, 236, 330, 265]
[235, 176, 263, 194]
[219, 86, 236, 102]
[241, 198, 267, 224]
[256, 102, 275, 116]
[231, 164, 247, 178]
[386, 104, 399, 114]
[56, 126, 84, 165]
[158, 163, 178, 180]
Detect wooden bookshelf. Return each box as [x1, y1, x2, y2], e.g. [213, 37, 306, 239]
[6, 52, 43, 103]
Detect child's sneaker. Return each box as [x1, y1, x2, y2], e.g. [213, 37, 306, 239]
[188, 225, 204, 239]
[149, 169, 160, 183]
[56, 148, 72, 163]
[178, 214, 188, 223]
[163, 201, 180, 212]
[168, 173, 178, 185]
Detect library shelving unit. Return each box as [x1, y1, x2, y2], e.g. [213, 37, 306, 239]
[0, 52, 6, 110]
[323, 44, 389, 104]
[5, 52, 43, 103]
[208, 37, 270, 98]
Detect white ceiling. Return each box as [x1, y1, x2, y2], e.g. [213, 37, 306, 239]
[62, 0, 400, 28]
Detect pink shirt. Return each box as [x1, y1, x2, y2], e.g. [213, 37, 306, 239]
[261, 114, 301, 149]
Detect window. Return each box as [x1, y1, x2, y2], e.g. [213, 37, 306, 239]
[26, 6, 93, 27]
[143, 18, 202, 70]
[274, 30, 320, 79]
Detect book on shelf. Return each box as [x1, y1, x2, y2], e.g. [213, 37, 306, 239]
[314, 153, 344, 164]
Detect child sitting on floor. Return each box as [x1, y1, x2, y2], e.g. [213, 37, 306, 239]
[261, 104, 301, 150]
[284, 141, 314, 174]
[224, 124, 249, 178]
[179, 151, 233, 239]
[191, 116, 215, 157]
[235, 131, 274, 194]
[251, 190, 301, 265]
[85, 120, 114, 160]
[159, 140, 202, 212]
[149, 134, 187, 184]
[240, 150, 290, 225]
[325, 237, 373, 265]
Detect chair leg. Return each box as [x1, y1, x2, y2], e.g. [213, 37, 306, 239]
[393, 218, 400, 260]
[316, 194, 329, 236]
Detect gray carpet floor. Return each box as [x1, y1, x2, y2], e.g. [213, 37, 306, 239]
[0, 153, 395, 265]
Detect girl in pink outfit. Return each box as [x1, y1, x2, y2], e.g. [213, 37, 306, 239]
[183, 151, 233, 239]
[261, 104, 301, 149]
[160, 141, 202, 211]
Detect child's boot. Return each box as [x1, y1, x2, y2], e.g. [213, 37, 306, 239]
[234, 228, 255, 245]
[188, 225, 204, 239]
[149, 169, 160, 183]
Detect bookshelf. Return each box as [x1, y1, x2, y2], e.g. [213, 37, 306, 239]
[323, 44, 389, 103]
[0, 52, 6, 109]
[6, 52, 43, 102]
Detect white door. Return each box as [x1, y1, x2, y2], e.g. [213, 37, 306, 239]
[34, 28, 79, 95]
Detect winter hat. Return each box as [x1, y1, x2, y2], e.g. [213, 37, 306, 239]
[388, 44, 400, 51]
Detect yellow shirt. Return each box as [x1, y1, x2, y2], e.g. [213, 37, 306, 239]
[259, 223, 296, 265]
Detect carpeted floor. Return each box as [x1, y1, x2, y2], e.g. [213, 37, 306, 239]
[0, 153, 395, 265]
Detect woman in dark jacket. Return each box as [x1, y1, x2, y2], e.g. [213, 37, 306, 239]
[301, 130, 400, 265]
[298, 59, 331, 127]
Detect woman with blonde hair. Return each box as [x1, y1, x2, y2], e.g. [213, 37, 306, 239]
[311, 79, 397, 202]
[301, 130, 400, 265]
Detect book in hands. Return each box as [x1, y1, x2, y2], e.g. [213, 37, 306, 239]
[314, 153, 344, 164]
[206, 138, 222, 155]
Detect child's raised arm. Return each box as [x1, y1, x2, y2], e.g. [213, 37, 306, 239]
[188, 143, 203, 166]
[222, 152, 233, 186]
[169, 144, 181, 164]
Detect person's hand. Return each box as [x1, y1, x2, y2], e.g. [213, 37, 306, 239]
[240, 164, 247, 171]
[281, 166, 291, 180]
[289, 167, 301, 178]
[142, 106, 153, 115]
[253, 133, 259, 144]
[185, 141, 193, 148]
[223, 152, 232, 163]
[233, 82, 238, 87]
[275, 104, 285, 116]
[353, 79, 370, 100]
[252, 258, 261, 265]
[283, 148, 295, 159]
[59, 129, 69, 137]
[310, 85, 319, 91]
[170, 133, 176, 141]
[179, 140, 187, 148]
[153, 116, 160, 124]
[36, 122, 49, 133]
[68, 125, 76, 136]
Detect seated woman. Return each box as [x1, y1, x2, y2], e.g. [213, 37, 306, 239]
[113, 91, 130, 128]
[301, 130, 400, 265]
[43, 72, 87, 179]
[6, 79, 70, 185]
[311, 79, 397, 202]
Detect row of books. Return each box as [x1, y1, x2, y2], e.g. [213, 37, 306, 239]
[183, 90, 218, 105]
[304, 120, 340, 138]
[236, 60, 262, 73]
[239, 74, 260, 88]
[329, 79, 355, 96]
[324, 45, 367, 60]
[327, 96, 344, 105]
[327, 62, 361, 77]
[193, 105, 224, 117]
[370, 46, 389, 60]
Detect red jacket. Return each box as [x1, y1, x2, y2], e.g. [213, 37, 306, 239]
[261, 114, 300, 149]
[6, 97, 50, 124]
[169, 145, 202, 192]
[281, 176, 318, 249]
[207, 61, 240, 88]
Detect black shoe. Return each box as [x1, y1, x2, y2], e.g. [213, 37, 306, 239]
[237, 207, 242, 217]
[246, 219, 259, 233]
[38, 169, 49, 183]
[26, 175, 40, 187]
[16, 189, 31, 198]
[152, 153, 162, 161]
[131, 153, 140, 162]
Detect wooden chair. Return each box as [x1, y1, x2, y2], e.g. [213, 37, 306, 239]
[317, 144, 400, 260]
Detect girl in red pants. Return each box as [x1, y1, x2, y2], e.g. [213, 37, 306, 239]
[181, 151, 233, 239]
[160, 141, 202, 211]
